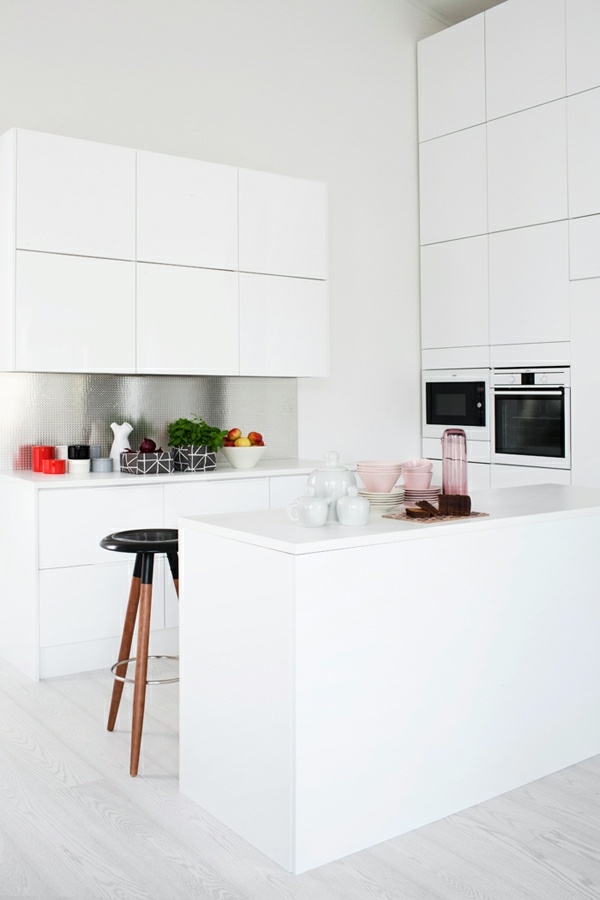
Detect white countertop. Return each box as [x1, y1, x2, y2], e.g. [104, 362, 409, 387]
[0, 458, 321, 490]
[179, 484, 600, 554]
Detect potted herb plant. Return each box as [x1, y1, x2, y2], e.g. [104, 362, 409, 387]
[166, 416, 227, 472]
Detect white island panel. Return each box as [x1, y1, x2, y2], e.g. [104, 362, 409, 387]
[179, 486, 600, 873]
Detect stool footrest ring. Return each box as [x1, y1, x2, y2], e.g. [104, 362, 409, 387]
[110, 655, 179, 685]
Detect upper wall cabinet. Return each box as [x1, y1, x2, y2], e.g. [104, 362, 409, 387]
[136, 263, 239, 375]
[419, 125, 487, 245]
[136, 151, 238, 270]
[487, 100, 568, 232]
[15, 251, 136, 373]
[567, 87, 600, 219]
[239, 273, 328, 377]
[420, 236, 489, 350]
[569, 215, 600, 280]
[489, 221, 570, 346]
[566, 0, 600, 95]
[417, 14, 485, 142]
[15, 129, 136, 260]
[239, 169, 328, 280]
[485, 0, 566, 121]
[0, 128, 329, 377]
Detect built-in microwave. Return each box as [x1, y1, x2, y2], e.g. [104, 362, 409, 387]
[422, 369, 490, 442]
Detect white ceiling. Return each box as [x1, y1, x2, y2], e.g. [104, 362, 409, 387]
[410, 0, 507, 25]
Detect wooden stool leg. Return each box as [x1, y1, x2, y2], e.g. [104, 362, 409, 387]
[167, 550, 179, 598]
[107, 554, 142, 732]
[130, 553, 154, 777]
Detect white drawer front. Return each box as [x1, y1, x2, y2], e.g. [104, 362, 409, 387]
[164, 479, 269, 528]
[39, 561, 167, 648]
[39, 486, 163, 569]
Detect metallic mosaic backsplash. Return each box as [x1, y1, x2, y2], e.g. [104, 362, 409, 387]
[0, 373, 298, 471]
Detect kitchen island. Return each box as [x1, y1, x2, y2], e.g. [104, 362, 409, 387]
[178, 484, 600, 874]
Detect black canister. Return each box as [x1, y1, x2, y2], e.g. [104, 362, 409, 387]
[68, 444, 91, 459]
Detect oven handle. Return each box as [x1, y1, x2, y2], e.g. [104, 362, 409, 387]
[493, 389, 564, 397]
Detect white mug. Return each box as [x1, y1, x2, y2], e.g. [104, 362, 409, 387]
[286, 488, 330, 527]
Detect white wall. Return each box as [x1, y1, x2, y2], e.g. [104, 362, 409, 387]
[0, 0, 443, 463]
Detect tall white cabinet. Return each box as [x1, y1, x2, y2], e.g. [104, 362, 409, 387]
[418, 0, 600, 488]
[0, 128, 329, 377]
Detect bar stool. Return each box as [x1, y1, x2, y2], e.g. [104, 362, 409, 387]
[100, 528, 179, 776]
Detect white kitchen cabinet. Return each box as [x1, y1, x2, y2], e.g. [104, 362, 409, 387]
[136, 150, 238, 270]
[14, 251, 136, 373]
[239, 169, 327, 280]
[14, 129, 136, 260]
[485, 0, 566, 121]
[489, 221, 570, 346]
[418, 125, 487, 245]
[487, 100, 568, 233]
[567, 88, 600, 220]
[490, 465, 571, 488]
[569, 215, 600, 280]
[420, 236, 488, 350]
[136, 263, 239, 375]
[570, 278, 600, 487]
[566, 0, 600, 95]
[239, 273, 329, 377]
[417, 13, 485, 142]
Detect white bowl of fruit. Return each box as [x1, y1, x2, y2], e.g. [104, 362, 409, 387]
[221, 429, 266, 469]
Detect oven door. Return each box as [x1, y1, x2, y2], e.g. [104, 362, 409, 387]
[492, 387, 570, 468]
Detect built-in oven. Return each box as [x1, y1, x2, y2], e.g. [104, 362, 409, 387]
[491, 368, 570, 469]
[422, 369, 490, 442]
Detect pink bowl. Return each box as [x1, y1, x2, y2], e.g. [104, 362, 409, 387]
[402, 471, 433, 490]
[357, 460, 403, 468]
[358, 471, 401, 492]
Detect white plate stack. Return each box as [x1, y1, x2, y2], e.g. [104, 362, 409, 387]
[358, 488, 405, 511]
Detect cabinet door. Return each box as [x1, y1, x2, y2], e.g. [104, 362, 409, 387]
[567, 88, 600, 220]
[417, 13, 485, 142]
[419, 125, 487, 245]
[239, 273, 328, 376]
[269, 475, 310, 509]
[485, 0, 566, 120]
[420, 236, 488, 349]
[136, 150, 238, 270]
[566, 0, 600, 95]
[39, 485, 163, 569]
[15, 251, 136, 373]
[487, 100, 568, 232]
[569, 215, 600, 280]
[15, 129, 135, 260]
[239, 169, 327, 279]
[136, 263, 239, 375]
[489, 222, 570, 346]
[570, 278, 600, 487]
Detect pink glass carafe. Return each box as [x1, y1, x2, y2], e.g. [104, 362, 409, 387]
[441, 428, 468, 495]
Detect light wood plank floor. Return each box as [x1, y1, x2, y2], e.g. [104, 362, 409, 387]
[0, 657, 598, 900]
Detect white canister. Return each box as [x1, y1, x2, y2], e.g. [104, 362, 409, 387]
[336, 486, 370, 526]
[286, 486, 330, 527]
[67, 458, 91, 474]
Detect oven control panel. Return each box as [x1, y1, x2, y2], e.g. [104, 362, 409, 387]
[492, 368, 570, 388]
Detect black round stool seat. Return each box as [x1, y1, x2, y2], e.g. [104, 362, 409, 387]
[101, 526, 179, 776]
[101, 528, 178, 554]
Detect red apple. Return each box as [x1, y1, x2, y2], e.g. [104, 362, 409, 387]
[255, 439, 265, 446]
[223, 438, 235, 447]
[248, 431, 263, 445]
[227, 428, 241, 441]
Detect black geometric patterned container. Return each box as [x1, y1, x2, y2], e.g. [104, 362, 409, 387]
[120, 450, 175, 475]
[170, 445, 217, 472]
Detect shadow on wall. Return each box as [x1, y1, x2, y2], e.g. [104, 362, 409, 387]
[0, 373, 297, 470]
